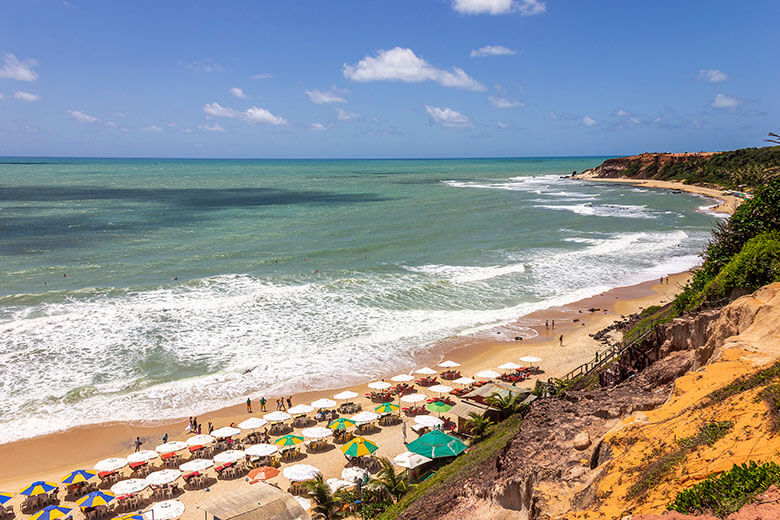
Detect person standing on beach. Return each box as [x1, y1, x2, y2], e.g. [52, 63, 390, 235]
[162, 433, 168, 444]
[402, 421, 407, 444]
[134, 436, 143, 452]
[260, 396, 267, 411]
[197, 423, 202, 434]
[246, 397, 252, 413]
[551, 320, 555, 329]
[286, 396, 292, 409]
[208, 422, 214, 434]
[559, 334, 564, 347]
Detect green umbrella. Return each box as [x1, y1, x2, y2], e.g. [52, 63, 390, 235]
[328, 418, 356, 430]
[374, 402, 399, 414]
[407, 430, 467, 459]
[341, 437, 378, 458]
[274, 434, 304, 447]
[426, 401, 452, 414]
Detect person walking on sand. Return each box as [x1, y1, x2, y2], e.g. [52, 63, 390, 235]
[286, 396, 292, 409]
[208, 422, 214, 434]
[260, 396, 267, 411]
[246, 397, 252, 413]
[134, 436, 143, 452]
[559, 334, 564, 347]
[402, 421, 408, 444]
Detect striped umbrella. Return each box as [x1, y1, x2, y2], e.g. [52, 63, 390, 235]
[374, 402, 399, 414]
[30, 505, 71, 520]
[328, 418, 355, 430]
[340, 437, 378, 458]
[76, 490, 115, 508]
[20, 481, 58, 497]
[248, 466, 280, 481]
[0, 492, 13, 505]
[273, 434, 303, 448]
[62, 470, 96, 485]
[113, 515, 144, 520]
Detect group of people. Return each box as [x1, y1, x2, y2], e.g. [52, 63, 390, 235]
[275, 396, 293, 411]
[245, 396, 268, 413]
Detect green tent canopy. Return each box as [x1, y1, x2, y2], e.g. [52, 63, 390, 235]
[426, 401, 452, 414]
[406, 430, 467, 459]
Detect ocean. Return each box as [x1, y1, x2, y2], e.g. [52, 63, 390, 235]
[0, 157, 720, 444]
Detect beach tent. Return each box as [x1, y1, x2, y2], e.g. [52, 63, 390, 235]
[199, 482, 308, 520]
[407, 430, 467, 459]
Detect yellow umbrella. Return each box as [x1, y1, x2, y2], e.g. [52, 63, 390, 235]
[340, 437, 378, 458]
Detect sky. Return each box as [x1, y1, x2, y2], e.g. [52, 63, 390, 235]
[1, 0, 778, 158]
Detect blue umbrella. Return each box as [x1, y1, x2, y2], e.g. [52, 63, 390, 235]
[30, 505, 71, 520]
[76, 490, 115, 508]
[61, 470, 96, 485]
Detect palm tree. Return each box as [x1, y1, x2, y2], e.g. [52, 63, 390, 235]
[766, 131, 780, 145]
[466, 411, 494, 438]
[367, 457, 409, 502]
[486, 391, 525, 419]
[303, 475, 346, 519]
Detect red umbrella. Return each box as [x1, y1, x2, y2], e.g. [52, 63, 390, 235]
[248, 466, 280, 481]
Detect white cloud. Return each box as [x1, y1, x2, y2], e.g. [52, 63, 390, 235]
[470, 45, 516, 58]
[197, 123, 226, 132]
[616, 109, 631, 117]
[305, 89, 347, 104]
[699, 68, 728, 83]
[142, 125, 163, 132]
[583, 116, 597, 127]
[67, 109, 100, 123]
[0, 53, 38, 81]
[203, 102, 240, 118]
[187, 60, 222, 73]
[229, 87, 247, 99]
[616, 110, 640, 125]
[14, 90, 40, 102]
[489, 96, 524, 108]
[336, 108, 360, 121]
[344, 47, 485, 91]
[203, 102, 286, 124]
[250, 73, 272, 80]
[425, 105, 471, 128]
[308, 123, 329, 131]
[452, 0, 545, 15]
[497, 121, 509, 128]
[711, 93, 743, 109]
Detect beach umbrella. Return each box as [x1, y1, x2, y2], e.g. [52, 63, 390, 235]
[374, 402, 399, 414]
[145, 469, 181, 486]
[238, 417, 267, 430]
[109, 479, 147, 496]
[248, 466, 280, 481]
[310, 398, 337, 409]
[413, 367, 437, 375]
[282, 464, 320, 482]
[94, 457, 127, 473]
[179, 459, 213, 473]
[301, 427, 332, 439]
[326, 478, 355, 493]
[245, 444, 279, 457]
[20, 481, 58, 497]
[294, 496, 311, 511]
[452, 376, 475, 386]
[414, 415, 444, 428]
[437, 360, 460, 368]
[213, 450, 246, 464]
[400, 393, 426, 403]
[475, 369, 500, 379]
[328, 418, 356, 430]
[61, 470, 95, 485]
[30, 505, 71, 520]
[426, 401, 453, 414]
[0, 493, 12, 505]
[149, 499, 185, 520]
[341, 437, 378, 458]
[210, 426, 240, 439]
[498, 362, 522, 371]
[392, 451, 432, 469]
[367, 381, 392, 390]
[76, 490, 115, 508]
[274, 434, 304, 447]
[333, 390, 358, 401]
[185, 434, 215, 447]
[263, 411, 291, 423]
[155, 441, 187, 454]
[427, 384, 453, 394]
[127, 450, 158, 464]
[350, 411, 379, 424]
[114, 515, 144, 520]
[340, 467, 369, 484]
[288, 404, 314, 415]
[390, 374, 414, 382]
[407, 430, 467, 459]
[519, 356, 542, 364]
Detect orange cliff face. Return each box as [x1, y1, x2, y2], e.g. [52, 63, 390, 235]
[575, 152, 719, 180]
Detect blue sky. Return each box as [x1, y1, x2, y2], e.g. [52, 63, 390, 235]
[1, 0, 777, 158]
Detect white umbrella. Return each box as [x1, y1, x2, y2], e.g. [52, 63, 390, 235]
[150, 500, 185, 520]
[264, 411, 292, 423]
[185, 434, 215, 447]
[414, 367, 437, 375]
[146, 469, 181, 486]
[341, 467, 369, 484]
[311, 398, 337, 409]
[437, 360, 460, 368]
[294, 496, 311, 511]
[94, 457, 127, 473]
[213, 450, 246, 464]
[245, 444, 279, 457]
[392, 451, 432, 469]
[400, 393, 426, 403]
[282, 464, 321, 482]
[326, 478, 356, 493]
[498, 362, 522, 371]
[238, 417, 267, 430]
[475, 369, 501, 379]
[414, 415, 444, 428]
[210, 426, 241, 438]
[301, 427, 333, 439]
[179, 459, 213, 473]
[334, 390, 358, 400]
[155, 441, 187, 454]
[452, 377, 475, 385]
[127, 450, 158, 464]
[519, 356, 542, 364]
[110, 478, 148, 495]
[351, 411, 379, 424]
[428, 384, 453, 394]
[288, 404, 314, 415]
[367, 381, 391, 390]
[390, 374, 414, 382]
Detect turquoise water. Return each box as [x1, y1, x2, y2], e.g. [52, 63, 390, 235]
[0, 157, 719, 443]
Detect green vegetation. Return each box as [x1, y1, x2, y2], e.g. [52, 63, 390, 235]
[485, 391, 527, 419]
[465, 411, 494, 439]
[667, 461, 780, 518]
[702, 360, 780, 407]
[649, 146, 780, 188]
[621, 304, 677, 344]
